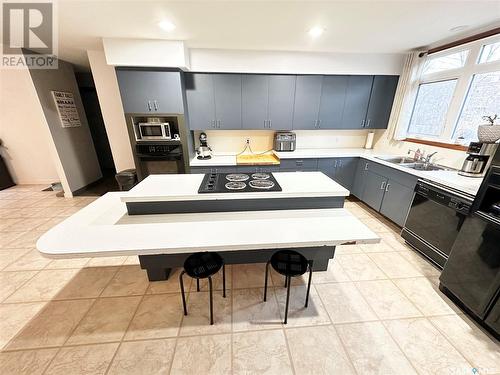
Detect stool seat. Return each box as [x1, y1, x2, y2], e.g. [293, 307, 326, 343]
[270, 250, 308, 277]
[184, 252, 223, 279]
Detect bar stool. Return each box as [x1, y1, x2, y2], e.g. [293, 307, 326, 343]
[263, 249, 313, 324]
[179, 252, 226, 325]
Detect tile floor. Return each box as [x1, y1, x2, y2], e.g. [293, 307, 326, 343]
[0, 184, 499, 374]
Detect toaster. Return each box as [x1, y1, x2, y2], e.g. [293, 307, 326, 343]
[274, 132, 296, 152]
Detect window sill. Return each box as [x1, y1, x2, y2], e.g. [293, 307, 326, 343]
[403, 138, 468, 151]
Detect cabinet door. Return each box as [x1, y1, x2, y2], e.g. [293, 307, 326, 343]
[318, 76, 348, 129]
[292, 75, 322, 130]
[280, 158, 318, 171]
[268, 75, 295, 130]
[380, 179, 414, 226]
[335, 157, 357, 190]
[317, 158, 337, 179]
[242, 75, 269, 129]
[362, 170, 387, 211]
[352, 159, 369, 198]
[213, 74, 242, 129]
[365, 76, 399, 129]
[185, 73, 216, 130]
[116, 70, 183, 114]
[341, 75, 373, 129]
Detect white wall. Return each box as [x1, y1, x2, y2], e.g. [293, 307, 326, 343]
[0, 66, 61, 185]
[87, 50, 135, 172]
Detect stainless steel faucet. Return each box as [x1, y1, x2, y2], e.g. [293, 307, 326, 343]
[425, 151, 438, 163]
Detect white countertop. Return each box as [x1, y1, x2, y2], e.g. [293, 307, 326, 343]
[121, 172, 349, 203]
[37, 193, 379, 258]
[190, 148, 482, 196]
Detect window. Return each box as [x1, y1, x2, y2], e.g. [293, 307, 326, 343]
[402, 34, 500, 144]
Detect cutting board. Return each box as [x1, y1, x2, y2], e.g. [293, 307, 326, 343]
[236, 152, 280, 165]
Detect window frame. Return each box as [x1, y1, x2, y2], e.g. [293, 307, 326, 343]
[405, 34, 500, 144]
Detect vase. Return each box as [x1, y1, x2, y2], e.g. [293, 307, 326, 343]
[477, 124, 500, 143]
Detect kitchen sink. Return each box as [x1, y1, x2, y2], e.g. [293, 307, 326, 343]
[403, 163, 450, 171]
[376, 156, 417, 164]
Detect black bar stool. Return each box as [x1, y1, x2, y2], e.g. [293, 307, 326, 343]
[263, 249, 313, 324]
[179, 252, 226, 325]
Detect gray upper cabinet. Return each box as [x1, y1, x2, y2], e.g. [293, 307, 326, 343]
[268, 75, 295, 130]
[341, 75, 373, 129]
[242, 75, 269, 129]
[185, 73, 216, 130]
[292, 75, 323, 130]
[365, 76, 399, 129]
[116, 70, 184, 114]
[213, 74, 242, 129]
[318, 75, 348, 129]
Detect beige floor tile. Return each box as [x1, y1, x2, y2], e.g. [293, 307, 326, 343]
[45, 257, 90, 269]
[67, 296, 141, 345]
[384, 317, 472, 375]
[356, 280, 422, 319]
[275, 285, 330, 327]
[399, 250, 441, 277]
[33, 217, 65, 232]
[3, 249, 52, 271]
[312, 259, 351, 283]
[360, 217, 394, 233]
[44, 343, 119, 375]
[0, 218, 24, 231]
[146, 268, 191, 294]
[336, 321, 417, 375]
[7, 299, 94, 350]
[101, 265, 149, 297]
[430, 315, 500, 374]
[359, 239, 399, 253]
[107, 339, 176, 375]
[335, 244, 364, 254]
[270, 266, 309, 286]
[123, 256, 140, 265]
[5, 269, 80, 302]
[367, 252, 424, 278]
[232, 263, 272, 289]
[233, 329, 293, 375]
[54, 266, 118, 300]
[125, 293, 182, 340]
[0, 270, 37, 301]
[171, 334, 231, 374]
[85, 256, 126, 267]
[286, 325, 355, 374]
[189, 264, 231, 292]
[315, 282, 378, 324]
[0, 248, 31, 269]
[4, 231, 44, 249]
[380, 232, 411, 251]
[0, 348, 58, 375]
[394, 277, 458, 316]
[336, 253, 387, 281]
[0, 231, 25, 248]
[2, 218, 50, 232]
[232, 287, 282, 331]
[180, 291, 231, 336]
[0, 302, 46, 349]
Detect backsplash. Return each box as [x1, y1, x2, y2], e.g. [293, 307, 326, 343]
[193, 129, 373, 154]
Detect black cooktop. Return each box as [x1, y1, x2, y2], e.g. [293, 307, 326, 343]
[198, 172, 282, 193]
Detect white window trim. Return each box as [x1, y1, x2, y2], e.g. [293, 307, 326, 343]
[403, 34, 500, 144]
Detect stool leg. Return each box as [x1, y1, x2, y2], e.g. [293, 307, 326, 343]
[222, 263, 226, 298]
[264, 261, 270, 302]
[196, 278, 200, 292]
[305, 261, 313, 308]
[284, 275, 291, 324]
[179, 271, 188, 316]
[208, 276, 214, 325]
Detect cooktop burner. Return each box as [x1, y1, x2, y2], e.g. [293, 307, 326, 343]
[198, 172, 282, 193]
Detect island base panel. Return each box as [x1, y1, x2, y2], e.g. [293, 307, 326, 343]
[139, 246, 335, 281]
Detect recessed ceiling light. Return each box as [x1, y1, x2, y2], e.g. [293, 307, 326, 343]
[449, 25, 468, 32]
[158, 20, 176, 32]
[308, 26, 324, 39]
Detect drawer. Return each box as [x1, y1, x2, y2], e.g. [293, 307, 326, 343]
[279, 158, 318, 170]
[190, 166, 238, 174]
[238, 165, 280, 173]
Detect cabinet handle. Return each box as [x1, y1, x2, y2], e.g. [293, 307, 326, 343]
[269, 120, 272, 128]
[317, 120, 321, 128]
[334, 160, 338, 168]
[154, 100, 158, 111]
[147, 101, 152, 111]
[264, 120, 267, 128]
[366, 119, 371, 127]
[339, 160, 343, 167]
[361, 119, 365, 127]
[385, 183, 390, 192]
[380, 181, 386, 190]
[211, 120, 216, 128]
[217, 120, 221, 128]
[364, 163, 369, 170]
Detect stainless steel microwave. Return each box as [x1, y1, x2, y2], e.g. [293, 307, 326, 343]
[137, 122, 171, 141]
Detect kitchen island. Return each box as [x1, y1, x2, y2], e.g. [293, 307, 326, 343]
[37, 172, 379, 281]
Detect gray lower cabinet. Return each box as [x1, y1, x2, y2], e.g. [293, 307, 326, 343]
[341, 75, 373, 129]
[280, 158, 318, 171]
[380, 179, 414, 226]
[189, 166, 238, 174]
[292, 76, 323, 130]
[352, 159, 369, 198]
[116, 70, 184, 114]
[317, 157, 356, 190]
[362, 170, 387, 211]
[365, 76, 399, 129]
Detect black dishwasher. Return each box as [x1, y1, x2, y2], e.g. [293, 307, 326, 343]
[401, 180, 473, 268]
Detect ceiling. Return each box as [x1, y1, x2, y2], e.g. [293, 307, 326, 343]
[55, 1, 500, 69]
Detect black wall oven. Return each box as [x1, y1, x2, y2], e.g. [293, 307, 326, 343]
[401, 180, 473, 269]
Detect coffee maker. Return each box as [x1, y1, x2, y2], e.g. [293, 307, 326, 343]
[196, 132, 213, 160]
[459, 142, 499, 178]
